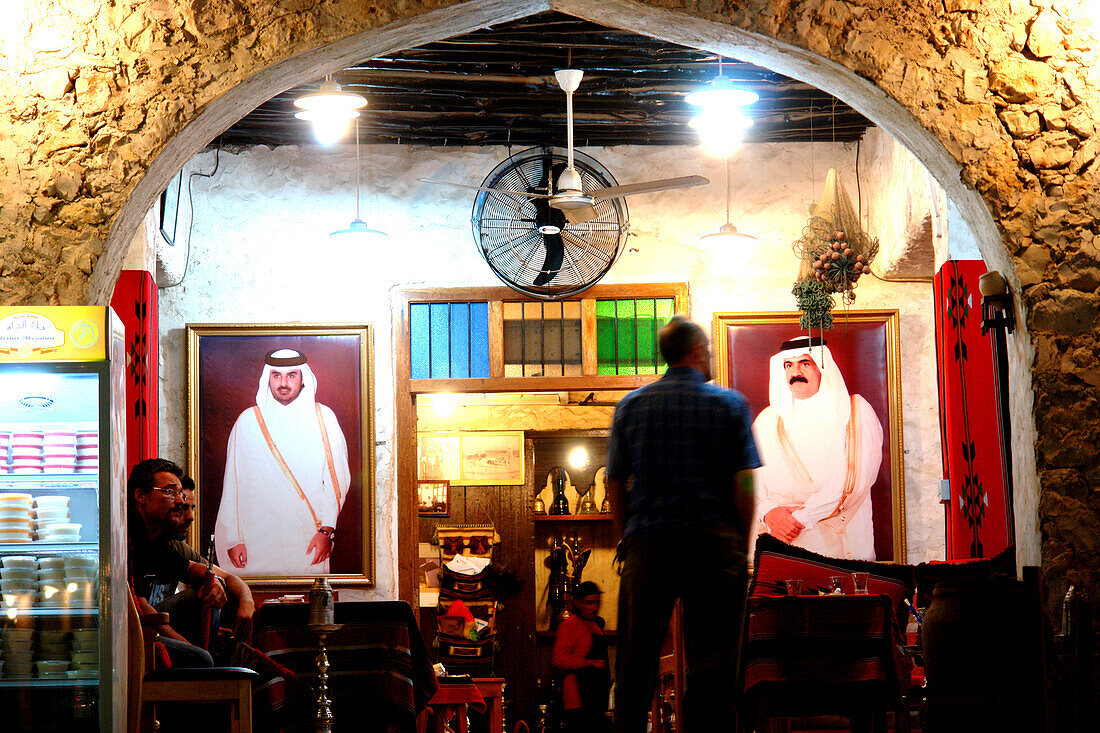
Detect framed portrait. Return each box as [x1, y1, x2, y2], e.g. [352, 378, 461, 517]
[459, 431, 525, 485]
[417, 479, 450, 516]
[187, 323, 375, 586]
[713, 310, 905, 563]
[417, 433, 461, 482]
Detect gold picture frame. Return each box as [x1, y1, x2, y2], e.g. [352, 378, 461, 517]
[186, 323, 375, 587]
[417, 479, 450, 516]
[418, 430, 525, 486]
[712, 310, 906, 563]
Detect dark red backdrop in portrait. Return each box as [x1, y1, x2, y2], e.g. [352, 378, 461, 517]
[719, 315, 898, 562]
[196, 333, 364, 575]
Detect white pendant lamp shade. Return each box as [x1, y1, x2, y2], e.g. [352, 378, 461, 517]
[331, 119, 387, 242]
[684, 75, 759, 109]
[294, 77, 367, 145]
[702, 155, 756, 243]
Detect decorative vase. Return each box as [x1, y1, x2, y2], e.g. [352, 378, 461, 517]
[548, 467, 570, 515]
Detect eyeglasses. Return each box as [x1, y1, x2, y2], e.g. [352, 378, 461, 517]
[150, 486, 181, 499]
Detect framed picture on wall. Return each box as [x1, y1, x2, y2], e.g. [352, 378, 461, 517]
[459, 431, 525, 485]
[417, 433, 461, 482]
[417, 479, 450, 516]
[713, 310, 906, 563]
[186, 323, 375, 586]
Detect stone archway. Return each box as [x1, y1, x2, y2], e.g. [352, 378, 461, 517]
[88, 0, 1042, 574]
[11, 0, 1096, 608]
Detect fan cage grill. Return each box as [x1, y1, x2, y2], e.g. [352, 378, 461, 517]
[472, 147, 628, 300]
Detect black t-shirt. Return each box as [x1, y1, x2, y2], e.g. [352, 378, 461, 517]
[132, 530, 191, 607]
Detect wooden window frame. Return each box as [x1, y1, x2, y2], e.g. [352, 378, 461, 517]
[393, 284, 688, 604]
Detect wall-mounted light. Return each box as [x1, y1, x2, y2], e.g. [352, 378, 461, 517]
[568, 446, 589, 470]
[293, 76, 367, 145]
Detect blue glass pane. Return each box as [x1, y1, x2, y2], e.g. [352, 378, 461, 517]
[429, 303, 450, 378]
[450, 303, 471, 379]
[410, 303, 430, 379]
[470, 302, 490, 378]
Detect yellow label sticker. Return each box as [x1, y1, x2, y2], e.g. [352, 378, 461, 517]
[70, 319, 100, 349]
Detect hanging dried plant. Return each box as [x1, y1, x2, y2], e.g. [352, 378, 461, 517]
[792, 278, 835, 331]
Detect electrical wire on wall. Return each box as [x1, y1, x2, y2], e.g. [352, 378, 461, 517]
[161, 138, 222, 289]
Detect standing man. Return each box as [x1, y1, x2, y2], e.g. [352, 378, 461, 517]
[606, 315, 759, 733]
[751, 336, 883, 560]
[215, 348, 351, 576]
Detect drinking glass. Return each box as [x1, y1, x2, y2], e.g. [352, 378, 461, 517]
[829, 576, 845, 594]
[852, 571, 870, 594]
[784, 579, 803, 597]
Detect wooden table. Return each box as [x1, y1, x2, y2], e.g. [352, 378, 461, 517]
[471, 678, 504, 733]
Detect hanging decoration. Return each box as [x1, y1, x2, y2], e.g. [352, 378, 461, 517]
[791, 168, 879, 329]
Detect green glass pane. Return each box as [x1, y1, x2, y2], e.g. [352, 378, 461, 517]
[636, 298, 656, 371]
[655, 298, 675, 368]
[596, 300, 617, 374]
[617, 299, 637, 375]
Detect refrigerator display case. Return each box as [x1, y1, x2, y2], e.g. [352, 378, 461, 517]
[0, 307, 127, 732]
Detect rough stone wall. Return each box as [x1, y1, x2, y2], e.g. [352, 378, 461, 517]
[2, 0, 1099, 619]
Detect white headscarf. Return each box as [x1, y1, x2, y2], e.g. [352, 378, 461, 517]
[767, 339, 851, 450]
[255, 349, 325, 477]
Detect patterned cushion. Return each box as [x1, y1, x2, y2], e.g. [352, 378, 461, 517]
[913, 544, 1015, 609]
[750, 534, 916, 629]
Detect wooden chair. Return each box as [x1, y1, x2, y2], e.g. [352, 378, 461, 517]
[126, 590, 257, 733]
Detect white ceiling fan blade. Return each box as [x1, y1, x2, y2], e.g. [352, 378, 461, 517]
[587, 175, 710, 200]
[564, 206, 600, 225]
[418, 178, 547, 200]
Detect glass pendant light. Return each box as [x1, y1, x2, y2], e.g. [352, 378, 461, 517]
[331, 119, 387, 241]
[687, 58, 759, 157]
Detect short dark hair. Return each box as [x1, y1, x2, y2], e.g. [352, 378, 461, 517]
[180, 474, 195, 492]
[658, 314, 706, 365]
[128, 458, 183, 496]
[573, 580, 602, 600]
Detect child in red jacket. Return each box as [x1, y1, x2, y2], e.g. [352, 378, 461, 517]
[552, 581, 611, 733]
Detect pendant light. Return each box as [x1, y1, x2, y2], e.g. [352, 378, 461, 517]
[687, 58, 758, 157]
[294, 76, 367, 145]
[331, 119, 387, 241]
[701, 154, 756, 243]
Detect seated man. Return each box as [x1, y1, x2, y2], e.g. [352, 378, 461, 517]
[128, 458, 227, 667]
[161, 475, 256, 650]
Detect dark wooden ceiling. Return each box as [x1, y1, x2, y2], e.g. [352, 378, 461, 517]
[220, 12, 873, 148]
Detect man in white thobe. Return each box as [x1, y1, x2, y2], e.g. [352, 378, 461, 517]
[215, 348, 351, 575]
[751, 336, 883, 560]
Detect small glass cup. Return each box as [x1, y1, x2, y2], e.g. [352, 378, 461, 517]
[852, 571, 870, 594]
[829, 576, 845, 595]
[784, 579, 803, 597]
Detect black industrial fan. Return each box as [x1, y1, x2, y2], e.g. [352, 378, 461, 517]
[470, 146, 629, 299]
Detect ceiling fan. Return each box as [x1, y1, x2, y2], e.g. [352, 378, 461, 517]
[421, 69, 710, 224]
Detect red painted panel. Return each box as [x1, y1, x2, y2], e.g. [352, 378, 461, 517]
[110, 270, 158, 475]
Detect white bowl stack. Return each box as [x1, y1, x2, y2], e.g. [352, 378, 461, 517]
[10, 430, 43, 475]
[0, 494, 34, 544]
[75, 432, 98, 474]
[37, 556, 67, 608]
[33, 496, 73, 542]
[0, 431, 10, 474]
[62, 555, 97, 607]
[1, 627, 34, 679]
[70, 628, 98, 676]
[42, 430, 77, 475]
[1, 555, 37, 613]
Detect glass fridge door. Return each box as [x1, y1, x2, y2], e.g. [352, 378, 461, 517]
[0, 366, 107, 732]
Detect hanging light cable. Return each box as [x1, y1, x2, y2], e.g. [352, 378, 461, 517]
[294, 75, 367, 145]
[701, 153, 756, 243]
[331, 118, 387, 241]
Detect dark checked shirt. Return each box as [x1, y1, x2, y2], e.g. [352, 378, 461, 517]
[606, 366, 761, 538]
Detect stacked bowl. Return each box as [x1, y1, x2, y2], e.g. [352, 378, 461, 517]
[1, 555, 37, 612]
[70, 628, 98, 677]
[10, 430, 43, 475]
[62, 555, 97, 607]
[42, 430, 77, 475]
[34, 496, 75, 542]
[0, 494, 34, 544]
[1, 627, 34, 678]
[0, 431, 10, 474]
[37, 556, 66, 607]
[75, 432, 98, 474]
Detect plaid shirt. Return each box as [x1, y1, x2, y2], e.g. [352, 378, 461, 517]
[606, 366, 761, 538]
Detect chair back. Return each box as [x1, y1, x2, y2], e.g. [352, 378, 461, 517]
[126, 590, 145, 733]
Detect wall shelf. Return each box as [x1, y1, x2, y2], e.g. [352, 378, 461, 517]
[533, 515, 611, 523]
